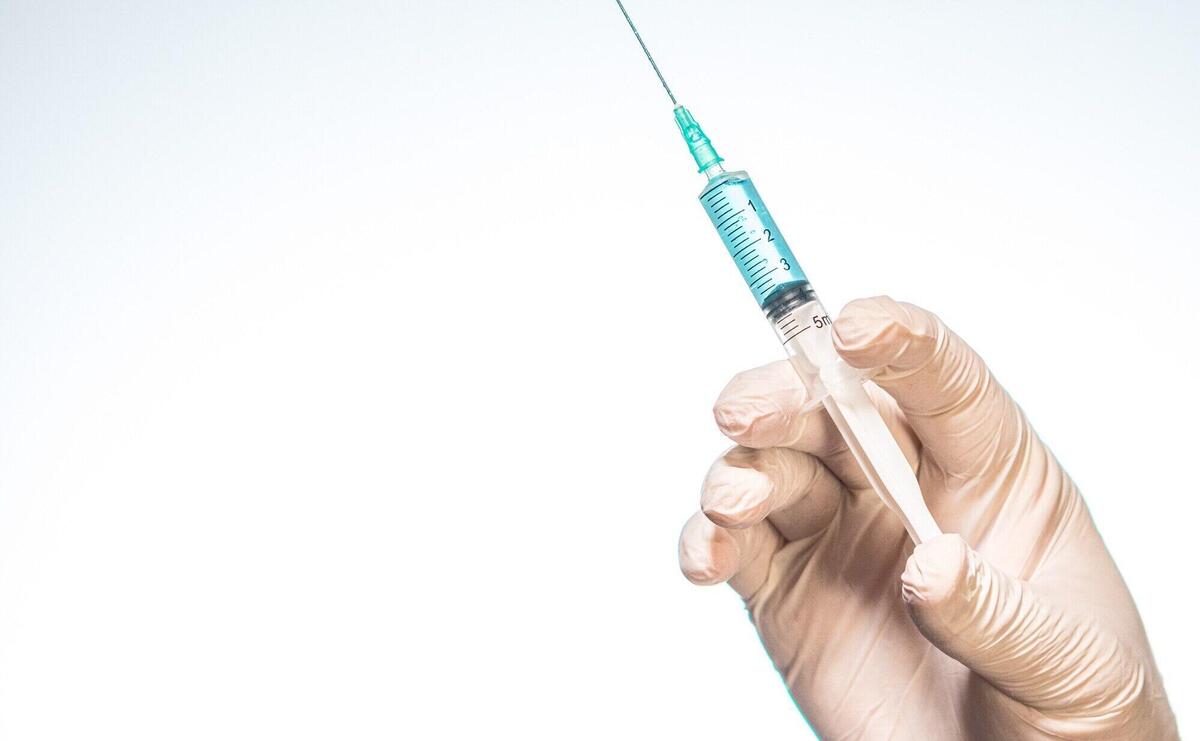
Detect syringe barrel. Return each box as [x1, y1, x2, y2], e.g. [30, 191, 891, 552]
[697, 170, 851, 403]
[760, 283, 844, 409]
[699, 171, 808, 308]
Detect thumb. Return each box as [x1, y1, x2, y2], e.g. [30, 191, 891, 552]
[832, 297, 1024, 480]
[901, 535, 1149, 731]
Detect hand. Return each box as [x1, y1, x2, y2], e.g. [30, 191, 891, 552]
[679, 297, 1177, 739]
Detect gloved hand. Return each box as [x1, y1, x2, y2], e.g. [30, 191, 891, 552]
[679, 297, 1177, 739]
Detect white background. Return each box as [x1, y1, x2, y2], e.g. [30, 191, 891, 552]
[2, 1, 1197, 738]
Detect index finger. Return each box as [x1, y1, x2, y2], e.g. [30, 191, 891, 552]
[713, 360, 921, 491]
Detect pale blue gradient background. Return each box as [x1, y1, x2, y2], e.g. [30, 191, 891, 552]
[1, 1, 1197, 737]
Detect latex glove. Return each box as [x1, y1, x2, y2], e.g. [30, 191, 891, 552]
[679, 297, 1177, 739]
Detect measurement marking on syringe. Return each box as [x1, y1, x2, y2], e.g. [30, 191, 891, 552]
[717, 210, 744, 229]
[751, 268, 778, 287]
[749, 262, 771, 277]
[783, 325, 812, 342]
[703, 185, 724, 199]
[726, 227, 746, 240]
[758, 281, 775, 294]
[732, 239, 761, 258]
[714, 205, 733, 218]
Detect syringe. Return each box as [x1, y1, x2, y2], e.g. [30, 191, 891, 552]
[616, 1, 940, 544]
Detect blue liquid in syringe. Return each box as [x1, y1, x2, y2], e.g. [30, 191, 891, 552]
[700, 172, 808, 307]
